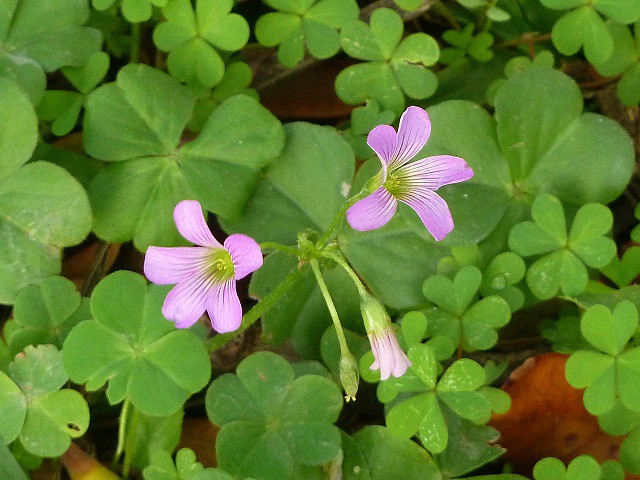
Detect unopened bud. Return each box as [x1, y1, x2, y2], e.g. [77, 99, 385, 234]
[339, 351, 359, 401]
[360, 292, 391, 336]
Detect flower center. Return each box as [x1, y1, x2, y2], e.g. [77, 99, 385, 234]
[383, 172, 410, 198]
[208, 249, 235, 282]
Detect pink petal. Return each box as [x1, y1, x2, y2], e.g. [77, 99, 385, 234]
[224, 233, 263, 281]
[367, 124, 397, 179]
[162, 274, 213, 328]
[144, 246, 211, 285]
[346, 187, 398, 231]
[369, 330, 411, 380]
[389, 106, 431, 170]
[400, 189, 454, 242]
[397, 155, 473, 190]
[173, 200, 222, 248]
[207, 280, 242, 333]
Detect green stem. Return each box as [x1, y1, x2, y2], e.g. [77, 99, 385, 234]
[208, 264, 305, 351]
[433, 0, 461, 30]
[259, 241, 301, 257]
[325, 252, 367, 298]
[122, 405, 140, 480]
[130, 22, 141, 64]
[111, 398, 130, 469]
[317, 189, 370, 246]
[310, 259, 350, 355]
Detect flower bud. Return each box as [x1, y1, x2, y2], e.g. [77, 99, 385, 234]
[339, 351, 359, 402]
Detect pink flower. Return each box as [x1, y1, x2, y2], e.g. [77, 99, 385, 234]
[144, 200, 263, 333]
[347, 106, 473, 241]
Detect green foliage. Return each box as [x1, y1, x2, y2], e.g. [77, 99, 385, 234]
[541, 315, 592, 353]
[153, 0, 249, 88]
[62, 271, 211, 416]
[423, 265, 511, 351]
[83, 64, 284, 250]
[479, 252, 526, 311]
[37, 51, 110, 136]
[456, 0, 511, 21]
[4, 276, 87, 355]
[633, 204, 640, 242]
[533, 455, 624, 480]
[255, 0, 359, 68]
[93, 0, 169, 23]
[509, 193, 616, 299]
[541, 0, 640, 64]
[143, 448, 235, 480]
[0, 0, 101, 103]
[206, 351, 343, 480]
[440, 25, 495, 64]
[565, 301, 640, 415]
[336, 8, 440, 114]
[0, 443, 28, 480]
[343, 101, 396, 159]
[601, 247, 640, 288]
[0, 345, 89, 457]
[593, 22, 640, 106]
[0, 78, 92, 305]
[128, 410, 184, 470]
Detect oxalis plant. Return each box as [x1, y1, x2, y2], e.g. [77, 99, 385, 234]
[1, 1, 640, 480]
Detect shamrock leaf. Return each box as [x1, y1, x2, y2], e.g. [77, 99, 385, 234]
[83, 64, 285, 250]
[620, 427, 640, 474]
[93, 0, 169, 23]
[0, 78, 92, 304]
[441, 25, 495, 64]
[37, 51, 110, 136]
[62, 271, 211, 416]
[343, 100, 396, 159]
[0, 0, 101, 103]
[3, 276, 88, 355]
[153, 0, 249, 87]
[255, 0, 359, 67]
[533, 456, 624, 480]
[0, 443, 28, 480]
[385, 344, 491, 453]
[341, 426, 441, 480]
[127, 410, 183, 470]
[336, 8, 440, 114]
[600, 247, 640, 288]
[565, 301, 640, 415]
[486, 51, 555, 105]
[540, 0, 640, 64]
[206, 351, 343, 480]
[593, 22, 640, 106]
[143, 448, 234, 480]
[480, 252, 526, 311]
[0, 345, 89, 457]
[541, 315, 592, 353]
[423, 265, 511, 351]
[509, 193, 616, 299]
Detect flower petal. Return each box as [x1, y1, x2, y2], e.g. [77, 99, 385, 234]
[367, 124, 397, 178]
[369, 330, 411, 380]
[207, 280, 242, 333]
[346, 187, 398, 231]
[144, 246, 211, 285]
[224, 233, 263, 281]
[173, 200, 222, 248]
[162, 274, 213, 328]
[389, 106, 431, 170]
[400, 189, 454, 242]
[397, 155, 474, 190]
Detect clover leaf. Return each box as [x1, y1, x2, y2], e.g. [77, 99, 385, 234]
[0, 78, 92, 304]
[593, 22, 640, 106]
[0, 345, 89, 457]
[440, 25, 495, 65]
[341, 426, 441, 480]
[509, 193, 616, 299]
[565, 301, 640, 415]
[206, 351, 343, 480]
[127, 409, 183, 470]
[385, 344, 492, 453]
[153, 0, 249, 88]
[540, 0, 640, 65]
[62, 271, 211, 416]
[533, 456, 624, 480]
[83, 64, 285, 250]
[456, 0, 511, 21]
[600, 247, 640, 288]
[422, 265, 511, 351]
[541, 315, 592, 353]
[343, 100, 396, 159]
[486, 51, 555, 105]
[3, 276, 88, 355]
[336, 8, 440, 114]
[143, 448, 235, 480]
[255, 0, 359, 68]
[480, 252, 526, 311]
[620, 427, 640, 474]
[37, 51, 109, 136]
[93, 0, 169, 23]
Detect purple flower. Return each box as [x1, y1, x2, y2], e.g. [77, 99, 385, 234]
[369, 329, 411, 381]
[346, 106, 474, 241]
[144, 200, 263, 333]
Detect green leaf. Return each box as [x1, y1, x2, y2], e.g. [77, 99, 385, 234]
[551, 7, 613, 65]
[62, 271, 211, 416]
[143, 448, 234, 480]
[128, 410, 183, 470]
[0, 345, 89, 457]
[206, 352, 343, 480]
[220, 122, 354, 244]
[480, 252, 526, 311]
[581, 302, 638, 356]
[601, 247, 640, 288]
[438, 358, 486, 392]
[0, 442, 28, 480]
[620, 427, 640, 474]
